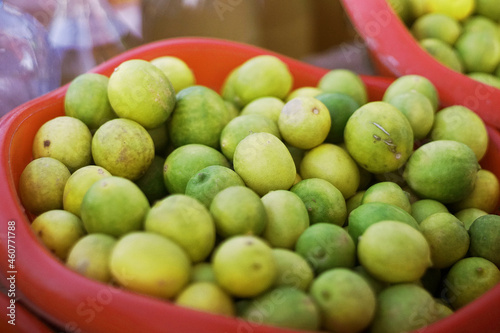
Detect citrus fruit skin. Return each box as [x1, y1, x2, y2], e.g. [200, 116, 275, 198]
[31, 210, 86, 261]
[64, 73, 117, 130]
[317, 69, 368, 106]
[212, 235, 277, 298]
[32, 116, 92, 173]
[310, 268, 376, 333]
[361, 181, 412, 214]
[344, 101, 414, 174]
[278, 96, 331, 150]
[175, 282, 235, 317]
[419, 38, 464, 72]
[348, 202, 420, 246]
[261, 190, 309, 249]
[19, 157, 71, 215]
[168, 85, 229, 149]
[184, 165, 245, 208]
[144, 194, 216, 263]
[271, 248, 314, 291]
[150, 56, 196, 93]
[190, 262, 216, 283]
[239, 96, 285, 124]
[455, 30, 500, 74]
[300, 143, 360, 199]
[107, 59, 176, 129]
[285, 86, 323, 102]
[91, 118, 155, 181]
[290, 178, 347, 226]
[370, 284, 444, 333]
[419, 212, 470, 268]
[66, 233, 117, 283]
[426, 0, 475, 21]
[454, 208, 488, 230]
[315, 92, 360, 144]
[109, 231, 191, 299]
[80, 176, 150, 237]
[163, 143, 229, 194]
[445, 257, 500, 309]
[411, 199, 449, 224]
[383, 75, 439, 112]
[475, 0, 500, 21]
[220, 114, 281, 161]
[295, 223, 356, 274]
[209, 186, 268, 238]
[357, 221, 432, 283]
[469, 214, 500, 266]
[403, 140, 480, 204]
[63, 165, 112, 217]
[430, 105, 489, 161]
[451, 169, 500, 214]
[233, 55, 293, 106]
[411, 13, 462, 45]
[240, 287, 320, 331]
[233, 132, 296, 196]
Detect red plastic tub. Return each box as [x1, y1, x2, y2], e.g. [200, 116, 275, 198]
[0, 37, 499, 333]
[340, 0, 500, 131]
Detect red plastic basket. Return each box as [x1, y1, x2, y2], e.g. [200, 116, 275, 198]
[0, 37, 499, 333]
[340, 0, 500, 131]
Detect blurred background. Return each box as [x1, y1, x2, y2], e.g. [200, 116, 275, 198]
[0, 0, 375, 117]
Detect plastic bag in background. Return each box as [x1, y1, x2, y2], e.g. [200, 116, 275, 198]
[0, 1, 61, 118]
[48, 0, 142, 85]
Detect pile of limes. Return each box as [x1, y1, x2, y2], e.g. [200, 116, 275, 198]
[19, 52, 500, 333]
[389, 0, 500, 88]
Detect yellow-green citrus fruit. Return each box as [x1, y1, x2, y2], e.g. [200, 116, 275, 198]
[411, 13, 462, 45]
[469, 214, 500, 266]
[411, 199, 449, 224]
[426, 0, 475, 21]
[107, 59, 176, 129]
[344, 101, 414, 174]
[455, 30, 500, 73]
[383, 75, 439, 112]
[419, 38, 464, 72]
[362, 181, 412, 214]
[271, 248, 314, 291]
[32, 116, 92, 173]
[91, 118, 155, 181]
[239, 96, 285, 124]
[175, 282, 235, 317]
[233, 132, 296, 196]
[109, 231, 191, 299]
[451, 169, 500, 213]
[150, 56, 196, 93]
[317, 69, 368, 106]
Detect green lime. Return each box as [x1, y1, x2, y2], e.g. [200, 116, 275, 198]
[163, 143, 229, 194]
[66, 233, 117, 283]
[295, 223, 356, 274]
[462, 15, 499, 35]
[220, 114, 281, 161]
[109, 231, 191, 299]
[445, 257, 500, 309]
[239, 96, 285, 124]
[63, 165, 112, 217]
[419, 38, 464, 72]
[261, 190, 309, 249]
[271, 248, 314, 291]
[348, 202, 420, 246]
[361, 181, 412, 214]
[32, 116, 92, 173]
[144, 194, 215, 263]
[278, 96, 331, 149]
[209, 186, 267, 238]
[430, 105, 489, 161]
[455, 30, 500, 73]
[383, 75, 439, 112]
[19, 157, 71, 215]
[134, 155, 168, 204]
[419, 212, 470, 268]
[240, 287, 320, 331]
[317, 69, 368, 106]
[92, 118, 155, 181]
[285, 86, 323, 102]
[346, 191, 365, 216]
[358, 221, 431, 283]
[411, 199, 449, 224]
[175, 282, 235, 317]
[190, 262, 216, 283]
[80, 176, 150, 237]
[168, 85, 229, 149]
[426, 0, 475, 21]
[150, 56, 196, 93]
[64, 73, 116, 130]
[475, 0, 500, 21]
[107, 59, 176, 129]
[233, 132, 296, 196]
[185, 165, 244, 208]
[454, 207, 487, 230]
[310, 268, 376, 333]
[344, 101, 414, 174]
[451, 169, 500, 213]
[300, 143, 360, 199]
[315, 92, 360, 144]
[233, 55, 293, 106]
[31, 209, 86, 261]
[411, 13, 462, 45]
[403, 140, 480, 203]
[290, 178, 347, 226]
[469, 214, 500, 266]
[468, 72, 500, 89]
[212, 235, 277, 298]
